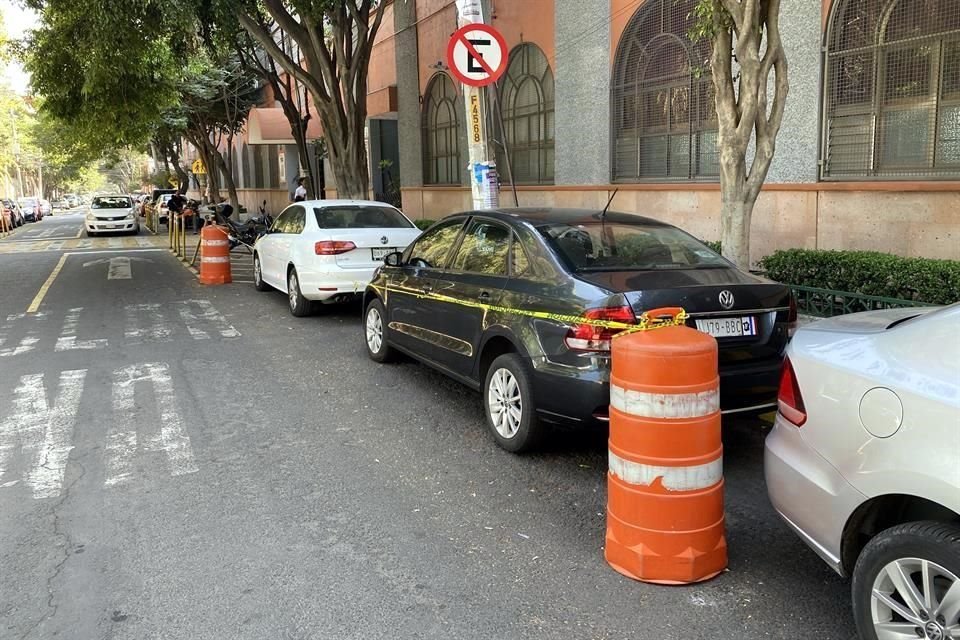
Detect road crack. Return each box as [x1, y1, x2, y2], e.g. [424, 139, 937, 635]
[17, 458, 87, 640]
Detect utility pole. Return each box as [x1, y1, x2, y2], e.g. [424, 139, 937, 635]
[454, 0, 499, 210]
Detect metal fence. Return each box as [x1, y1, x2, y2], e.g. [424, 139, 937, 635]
[790, 285, 932, 317]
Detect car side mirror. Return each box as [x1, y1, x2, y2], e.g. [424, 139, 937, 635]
[383, 251, 403, 267]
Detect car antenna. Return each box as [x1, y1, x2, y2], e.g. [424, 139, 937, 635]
[600, 189, 618, 219]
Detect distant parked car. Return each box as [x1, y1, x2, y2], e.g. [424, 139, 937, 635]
[64, 194, 79, 208]
[765, 305, 960, 640]
[51, 200, 68, 211]
[85, 194, 139, 236]
[18, 198, 42, 222]
[2, 199, 25, 228]
[253, 200, 421, 317]
[39, 199, 51, 216]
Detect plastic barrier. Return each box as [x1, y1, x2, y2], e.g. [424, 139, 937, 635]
[199, 225, 232, 285]
[605, 307, 727, 585]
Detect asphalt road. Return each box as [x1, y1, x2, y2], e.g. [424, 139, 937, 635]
[1, 213, 855, 640]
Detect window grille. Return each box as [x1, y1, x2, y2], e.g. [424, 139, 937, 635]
[498, 44, 555, 184]
[611, 0, 717, 182]
[824, 0, 960, 178]
[422, 73, 463, 185]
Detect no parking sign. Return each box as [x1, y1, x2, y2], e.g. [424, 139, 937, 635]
[446, 24, 508, 88]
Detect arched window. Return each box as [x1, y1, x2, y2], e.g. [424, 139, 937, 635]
[824, 0, 960, 178]
[422, 73, 462, 185]
[611, 0, 717, 182]
[498, 43, 554, 184]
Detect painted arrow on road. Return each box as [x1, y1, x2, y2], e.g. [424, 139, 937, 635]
[82, 256, 154, 280]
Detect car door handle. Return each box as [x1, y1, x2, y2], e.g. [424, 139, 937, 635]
[420, 284, 433, 294]
[478, 291, 491, 300]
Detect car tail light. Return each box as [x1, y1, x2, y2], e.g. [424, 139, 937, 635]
[315, 241, 356, 255]
[777, 356, 806, 426]
[787, 294, 799, 338]
[564, 306, 636, 352]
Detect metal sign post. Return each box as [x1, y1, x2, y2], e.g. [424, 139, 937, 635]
[449, 2, 508, 210]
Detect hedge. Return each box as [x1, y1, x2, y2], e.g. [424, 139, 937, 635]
[413, 219, 436, 231]
[758, 249, 960, 306]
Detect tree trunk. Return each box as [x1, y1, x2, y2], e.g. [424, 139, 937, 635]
[325, 123, 368, 199]
[213, 150, 239, 212]
[720, 196, 751, 270]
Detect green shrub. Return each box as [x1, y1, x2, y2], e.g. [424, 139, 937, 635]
[758, 249, 960, 305]
[413, 219, 436, 231]
[702, 240, 721, 254]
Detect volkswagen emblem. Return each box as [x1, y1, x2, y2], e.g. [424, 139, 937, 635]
[925, 622, 944, 640]
[380, 235, 389, 245]
[718, 290, 735, 310]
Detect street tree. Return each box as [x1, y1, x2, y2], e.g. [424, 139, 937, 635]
[692, 0, 789, 268]
[219, 0, 386, 199]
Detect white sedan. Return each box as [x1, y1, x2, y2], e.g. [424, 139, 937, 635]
[765, 304, 960, 640]
[253, 200, 422, 316]
[85, 195, 140, 236]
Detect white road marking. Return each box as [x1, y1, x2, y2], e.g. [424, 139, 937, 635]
[45, 240, 65, 251]
[106, 363, 198, 486]
[107, 237, 122, 248]
[55, 308, 108, 352]
[107, 257, 132, 280]
[0, 370, 86, 499]
[0, 312, 44, 357]
[125, 303, 171, 342]
[75, 239, 93, 250]
[135, 237, 152, 247]
[175, 300, 241, 340]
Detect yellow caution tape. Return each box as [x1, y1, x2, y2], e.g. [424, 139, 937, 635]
[374, 284, 687, 336]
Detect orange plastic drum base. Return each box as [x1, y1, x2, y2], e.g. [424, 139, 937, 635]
[605, 513, 728, 585]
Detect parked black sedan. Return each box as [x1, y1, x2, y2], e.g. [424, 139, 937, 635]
[362, 208, 795, 452]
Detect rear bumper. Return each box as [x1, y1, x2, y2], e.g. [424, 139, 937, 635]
[298, 266, 375, 301]
[764, 414, 866, 576]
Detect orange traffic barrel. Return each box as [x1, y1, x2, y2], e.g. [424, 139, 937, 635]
[605, 307, 727, 584]
[199, 224, 232, 285]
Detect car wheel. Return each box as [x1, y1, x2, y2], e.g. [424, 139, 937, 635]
[253, 255, 271, 292]
[364, 298, 394, 363]
[483, 353, 543, 453]
[852, 521, 960, 640]
[287, 267, 311, 317]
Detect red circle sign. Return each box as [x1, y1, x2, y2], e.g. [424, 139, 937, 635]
[446, 24, 509, 88]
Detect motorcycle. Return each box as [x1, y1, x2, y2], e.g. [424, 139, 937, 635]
[210, 200, 273, 251]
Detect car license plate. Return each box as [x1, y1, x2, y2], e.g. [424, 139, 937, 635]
[108, 225, 122, 229]
[695, 316, 757, 338]
[371, 247, 397, 260]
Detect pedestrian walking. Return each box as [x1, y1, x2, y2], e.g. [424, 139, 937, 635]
[293, 177, 307, 202]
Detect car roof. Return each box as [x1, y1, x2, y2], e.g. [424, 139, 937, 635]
[443, 207, 672, 228]
[297, 199, 399, 208]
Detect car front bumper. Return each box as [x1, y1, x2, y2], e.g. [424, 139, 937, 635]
[86, 220, 138, 233]
[764, 414, 867, 576]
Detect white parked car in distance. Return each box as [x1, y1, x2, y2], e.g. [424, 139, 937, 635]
[253, 200, 422, 316]
[85, 195, 140, 236]
[765, 304, 960, 640]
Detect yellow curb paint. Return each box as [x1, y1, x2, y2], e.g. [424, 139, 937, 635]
[27, 253, 69, 313]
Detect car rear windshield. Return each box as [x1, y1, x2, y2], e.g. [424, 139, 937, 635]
[538, 222, 729, 271]
[92, 197, 132, 209]
[313, 205, 413, 229]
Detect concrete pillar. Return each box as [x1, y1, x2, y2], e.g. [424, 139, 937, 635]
[765, 1, 822, 183]
[395, 0, 423, 189]
[554, 0, 610, 185]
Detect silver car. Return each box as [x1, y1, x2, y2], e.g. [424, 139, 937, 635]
[765, 304, 960, 640]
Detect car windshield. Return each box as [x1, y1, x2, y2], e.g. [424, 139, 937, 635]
[92, 196, 132, 209]
[538, 222, 730, 271]
[313, 205, 413, 229]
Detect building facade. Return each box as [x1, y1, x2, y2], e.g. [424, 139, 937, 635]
[380, 0, 959, 263]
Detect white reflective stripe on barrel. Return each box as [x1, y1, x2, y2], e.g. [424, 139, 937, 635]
[610, 384, 719, 419]
[608, 451, 723, 491]
[201, 256, 230, 263]
[202, 240, 229, 247]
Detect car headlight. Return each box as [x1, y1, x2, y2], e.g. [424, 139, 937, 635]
[85, 213, 96, 222]
[126, 209, 136, 219]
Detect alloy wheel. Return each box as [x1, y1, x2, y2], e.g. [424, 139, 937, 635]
[487, 368, 522, 439]
[365, 306, 383, 354]
[288, 272, 298, 310]
[254, 257, 262, 285]
[871, 557, 960, 640]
